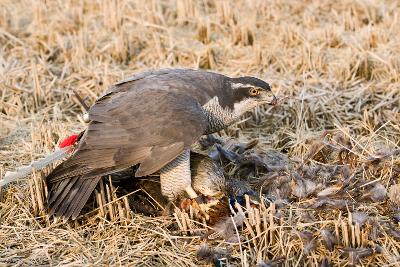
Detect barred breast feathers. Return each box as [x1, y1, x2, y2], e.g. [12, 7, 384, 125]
[202, 96, 256, 134]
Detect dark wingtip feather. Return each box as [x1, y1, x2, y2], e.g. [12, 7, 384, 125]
[47, 176, 101, 220]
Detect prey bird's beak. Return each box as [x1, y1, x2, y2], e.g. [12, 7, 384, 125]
[270, 94, 278, 105]
[262, 91, 278, 106]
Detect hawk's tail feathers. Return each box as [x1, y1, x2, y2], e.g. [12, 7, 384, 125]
[47, 176, 101, 220]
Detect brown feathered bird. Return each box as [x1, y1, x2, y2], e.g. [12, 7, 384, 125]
[46, 68, 276, 219]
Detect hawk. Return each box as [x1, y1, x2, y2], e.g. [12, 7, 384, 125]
[46, 68, 276, 219]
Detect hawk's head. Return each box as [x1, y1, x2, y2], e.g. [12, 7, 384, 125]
[228, 76, 277, 116]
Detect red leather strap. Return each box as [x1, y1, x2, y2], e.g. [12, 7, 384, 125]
[58, 134, 79, 148]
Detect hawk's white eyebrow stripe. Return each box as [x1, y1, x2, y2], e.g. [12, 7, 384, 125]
[231, 83, 255, 89]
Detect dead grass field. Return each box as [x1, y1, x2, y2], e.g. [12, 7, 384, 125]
[1, 0, 399, 266]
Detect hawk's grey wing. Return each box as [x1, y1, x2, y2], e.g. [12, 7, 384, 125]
[48, 89, 208, 183]
[97, 68, 170, 98]
[98, 68, 199, 99]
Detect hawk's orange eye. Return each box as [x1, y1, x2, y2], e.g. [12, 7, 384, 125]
[249, 88, 259, 96]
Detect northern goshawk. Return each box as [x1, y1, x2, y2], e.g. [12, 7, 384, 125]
[46, 68, 276, 219]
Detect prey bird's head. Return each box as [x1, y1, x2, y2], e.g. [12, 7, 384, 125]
[228, 76, 277, 116]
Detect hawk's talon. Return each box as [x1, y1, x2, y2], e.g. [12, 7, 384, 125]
[191, 198, 221, 221]
[180, 197, 217, 221]
[192, 199, 210, 221]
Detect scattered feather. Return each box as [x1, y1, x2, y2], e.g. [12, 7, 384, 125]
[234, 139, 259, 154]
[207, 209, 245, 242]
[305, 198, 348, 209]
[291, 176, 317, 198]
[214, 144, 240, 162]
[366, 149, 400, 165]
[261, 149, 291, 171]
[196, 243, 230, 266]
[392, 213, 400, 223]
[317, 184, 342, 197]
[388, 184, 400, 206]
[351, 212, 369, 226]
[320, 229, 337, 251]
[384, 223, 400, 240]
[363, 183, 387, 202]
[295, 231, 317, 255]
[238, 152, 269, 170]
[299, 211, 316, 223]
[319, 257, 332, 267]
[340, 245, 382, 266]
[257, 257, 286, 267]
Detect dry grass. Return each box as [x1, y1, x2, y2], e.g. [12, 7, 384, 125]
[0, 0, 399, 266]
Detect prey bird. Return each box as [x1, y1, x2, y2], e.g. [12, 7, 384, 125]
[46, 68, 276, 219]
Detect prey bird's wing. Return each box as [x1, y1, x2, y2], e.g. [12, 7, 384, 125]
[47, 86, 208, 184]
